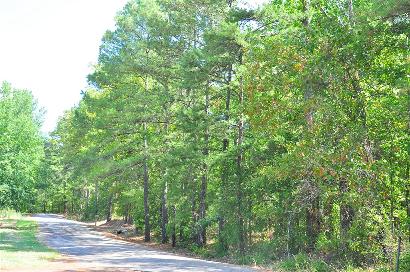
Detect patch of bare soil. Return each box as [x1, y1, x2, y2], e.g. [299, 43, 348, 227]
[0, 222, 16, 229]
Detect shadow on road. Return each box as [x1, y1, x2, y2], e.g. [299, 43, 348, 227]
[33, 214, 257, 272]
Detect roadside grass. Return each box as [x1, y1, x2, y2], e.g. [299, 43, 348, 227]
[0, 209, 22, 220]
[0, 212, 59, 271]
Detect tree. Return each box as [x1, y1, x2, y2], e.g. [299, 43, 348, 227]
[0, 82, 44, 211]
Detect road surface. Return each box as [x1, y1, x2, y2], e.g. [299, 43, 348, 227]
[33, 214, 257, 272]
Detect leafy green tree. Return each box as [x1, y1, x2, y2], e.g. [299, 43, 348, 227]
[0, 82, 44, 212]
[41, 0, 410, 269]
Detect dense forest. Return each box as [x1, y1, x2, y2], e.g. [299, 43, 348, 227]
[1, 0, 409, 270]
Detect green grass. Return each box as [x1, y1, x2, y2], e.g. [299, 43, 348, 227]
[0, 215, 59, 270]
[0, 209, 22, 220]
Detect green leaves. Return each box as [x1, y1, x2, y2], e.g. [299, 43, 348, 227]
[0, 82, 44, 211]
[28, 0, 410, 268]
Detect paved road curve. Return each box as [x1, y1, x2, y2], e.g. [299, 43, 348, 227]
[33, 214, 257, 272]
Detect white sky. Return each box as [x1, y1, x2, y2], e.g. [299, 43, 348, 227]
[0, 0, 268, 134]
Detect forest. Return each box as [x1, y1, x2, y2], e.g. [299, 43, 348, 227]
[1, 0, 409, 271]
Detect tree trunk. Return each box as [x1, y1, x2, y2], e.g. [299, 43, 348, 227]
[94, 181, 99, 226]
[172, 205, 176, 247]
[124, 204, 129, 224]
[247, 198, 253, 247]
[236, 58, 245, 256]
[306, 194, 320, 252]
[223, 66, 232, 152]
[143, 122, 151, 242]
[63, 179, 68, 215]
[198, 85, 210, 247]
[339, 177, 354, 250]
[71, 189, 75, 214]
[348, 0, 355, 26]
[218, 65, 233, 252]
[389, 161, 396, 235]
[85, 189, 89, 217]
[191, 184, 198, 243]
[407, 88, 410, 243]
[302, 0, 321, 252]
[198, 171, 207, 246]
[395, 235, 402, 272]
[287, 213, 292, 258]
[161, 180, 168, 244]
[106, 193, 113, 223]
[218, 216, 227, 251]
[179, 221, 184, 242]
[406, 164, 410, 243]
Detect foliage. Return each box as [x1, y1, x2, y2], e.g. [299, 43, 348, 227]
[5, 0, 409, 270]
[0, 82, 44, 211]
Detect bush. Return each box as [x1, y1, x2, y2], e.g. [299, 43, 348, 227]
[311, 260, 330, 272]
[279, 254, 332, 271]
[239, 240, 278, 265]
[400, 251, 410, 271]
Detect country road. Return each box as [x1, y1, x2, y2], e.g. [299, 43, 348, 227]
[33, 214, 258, 272]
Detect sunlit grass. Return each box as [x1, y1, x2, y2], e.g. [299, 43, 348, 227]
[0, 209, 22, 220]
[0, 212, 59, 270]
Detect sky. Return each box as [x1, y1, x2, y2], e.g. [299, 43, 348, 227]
[0, 0, 268, 134]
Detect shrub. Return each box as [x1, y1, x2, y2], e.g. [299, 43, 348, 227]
[279, 254, 333, 272]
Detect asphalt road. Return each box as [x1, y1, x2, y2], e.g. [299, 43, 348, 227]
[33, 214, 257, 272]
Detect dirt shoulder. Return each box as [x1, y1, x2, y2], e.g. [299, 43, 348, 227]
[87, 219, 270, 272]
[31, 214, 263, 272]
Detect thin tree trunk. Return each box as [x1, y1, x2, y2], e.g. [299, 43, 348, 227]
[218, 65, 233, 252]
[125, 204, 129, 224]
[160, 117, 170, 244]
[63, 179, 68, 215]
[248, 198, 253, 247]
[406, 165, 410, 243]
[71, 189, 75, 214]
[340, 177, 354, 250]
[218, 0, 234, 249]
[198, 84, 210, 246]
[389, 160, 396, 235]
[236, 56, 245, 256]
[302, 0, 320, 252]
[395, 235, 402, 272]
[198, 169, 207, 246]
[106, 193, 113, 223]
[306, 195, 320, 252]
[406, 88, 410, 243]
[347, 0, 355, 26]
[191, 183, 198, 243]
[94, 181, 98, 226]
[287, 213, 292, 258]
[161, 180, 168, 243]
[179, 221, 184, 242]
[172, 205, 176, 247]
[143, 122, 151, 242]
[223, 66, 232, 151]
[85, 189, 89, 216]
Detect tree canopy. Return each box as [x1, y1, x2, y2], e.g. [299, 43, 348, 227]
[2, 0, 409, 270]
[0, 82, 44, 211]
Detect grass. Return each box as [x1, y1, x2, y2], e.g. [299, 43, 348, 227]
[0, 212, 59, 271]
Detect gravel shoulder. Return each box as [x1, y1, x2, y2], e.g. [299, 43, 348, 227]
[33, 214, 259, 272]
